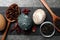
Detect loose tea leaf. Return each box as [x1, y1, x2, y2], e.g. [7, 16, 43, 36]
[41, 23, 54, 35]
[6, 4, 20, 21]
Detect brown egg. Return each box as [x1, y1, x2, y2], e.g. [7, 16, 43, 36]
[0, 14, 6, 31]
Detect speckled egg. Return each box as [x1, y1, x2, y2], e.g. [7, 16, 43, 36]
[0, 14, 6, 31]
[18, 13, 32, 30]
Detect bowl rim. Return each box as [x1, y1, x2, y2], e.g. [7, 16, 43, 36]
[40, 21, 55, 37]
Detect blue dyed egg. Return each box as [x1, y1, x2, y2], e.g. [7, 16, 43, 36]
[18, 13, 32, 30]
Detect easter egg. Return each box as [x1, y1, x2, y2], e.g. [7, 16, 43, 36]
[33, 9, 46, 25]
[0, 14, 6, 31]
[18, 13, 32, 30]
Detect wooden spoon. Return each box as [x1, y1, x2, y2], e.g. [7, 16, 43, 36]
[1, 17, 15, 40]
[40, 0, 60, 32]
[1, 4, 20, 40]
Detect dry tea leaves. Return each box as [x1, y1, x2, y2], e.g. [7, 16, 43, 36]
[6, 4, 20, 21]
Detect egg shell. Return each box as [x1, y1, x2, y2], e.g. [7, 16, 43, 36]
[0, 14, 6, 31]
[18, 13, 32, 30]
[33, 9, 46, 25]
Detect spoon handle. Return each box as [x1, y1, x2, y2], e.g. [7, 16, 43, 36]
[40, 0, 55, 16]
[1, 22, 10, 40]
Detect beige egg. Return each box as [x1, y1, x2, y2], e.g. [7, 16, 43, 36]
[33, 9, 46, 25]
[0, 14, 6, 31]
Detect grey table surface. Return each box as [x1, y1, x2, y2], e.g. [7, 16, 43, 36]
[0, 0, 60, 40]
[0, 0, 60, 7]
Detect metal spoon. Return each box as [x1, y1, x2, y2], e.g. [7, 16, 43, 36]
[40, 0, 60, 32]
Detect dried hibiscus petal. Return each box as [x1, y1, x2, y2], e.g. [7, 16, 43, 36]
[22, 8, 30, 15]
[32, 26, 37, 32]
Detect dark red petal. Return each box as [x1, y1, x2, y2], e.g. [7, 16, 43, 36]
[32, 26, 37, 32]
[22, 8, 30, 15]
